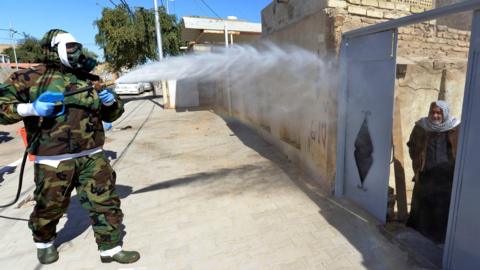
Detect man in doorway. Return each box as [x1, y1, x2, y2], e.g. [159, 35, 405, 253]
[406, 100, 460, 244]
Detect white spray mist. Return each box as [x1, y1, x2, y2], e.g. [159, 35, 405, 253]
[118, 42, 338, 148]
[117, 42, 335, 88]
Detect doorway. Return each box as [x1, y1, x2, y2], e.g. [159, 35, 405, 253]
[335, 3, 480, 269]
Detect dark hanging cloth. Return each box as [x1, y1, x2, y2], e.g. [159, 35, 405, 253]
[354, 117, 374, 186]
[407, 132, 454, 244]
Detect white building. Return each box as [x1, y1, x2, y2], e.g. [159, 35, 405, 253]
[163, 16, 261, 109]
[181, 16, 261, 53]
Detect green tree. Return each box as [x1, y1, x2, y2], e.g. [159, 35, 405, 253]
[82, 48, 98, 61]
[95, 5, 182, 72]
[1, 35, 43, 63]
[1, 34, 98, 65]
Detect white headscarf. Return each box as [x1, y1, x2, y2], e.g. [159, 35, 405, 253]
[50, 32, 77, 68]
[417, 100, 460, 132]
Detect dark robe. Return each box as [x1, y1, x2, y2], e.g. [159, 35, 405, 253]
[407, 131, 455, 244]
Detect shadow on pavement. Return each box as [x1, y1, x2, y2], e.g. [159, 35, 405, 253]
[133, 164, 261, 194]
[0, 131, 13, 144]
[55, 184, 133, 248]
[0, 165, 16, 184]
[121, 94, 164, 109]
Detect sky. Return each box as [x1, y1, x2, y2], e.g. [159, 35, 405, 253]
[0, 0, 271, 60]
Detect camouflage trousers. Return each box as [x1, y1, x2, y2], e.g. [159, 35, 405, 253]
[28, 152, 123, 250]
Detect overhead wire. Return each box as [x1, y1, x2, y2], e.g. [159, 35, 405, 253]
[119, 0, 135, 19]
[107, 0, 118, 7]
[199, 0, 222, 19]
[193, 0, 210, 17]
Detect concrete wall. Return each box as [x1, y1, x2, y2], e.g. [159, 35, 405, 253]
[328, 0, 470, 59]
[165, 44, 234, 109]
[436, 0, 472, 31]
[263, 10, 336, 58]
[262, 0, 329, 36]
[209, 1, 339, 193]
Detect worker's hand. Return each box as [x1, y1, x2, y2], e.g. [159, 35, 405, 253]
[99, 89, 115, 106]
[32, 92, 64, 117]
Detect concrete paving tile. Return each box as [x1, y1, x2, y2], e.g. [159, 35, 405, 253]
[304, 252, 333, 269]
[311, 227, 338, 240]
[272, 257, 312, 270]
[324, 245, 357, 261]
[164, 245, 191, 260]
[190, 251, 252, 270]
[256, 245, 316, 267]
[344, 248, 365, 263]
[247, 238, 294, 257]
[287, 221, 324, 235]
[290, 232, 328, 247]
[320, 254, 358, 270]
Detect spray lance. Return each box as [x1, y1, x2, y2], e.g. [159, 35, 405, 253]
[35, 80, 116, 116]
[0, 81, 115, 208]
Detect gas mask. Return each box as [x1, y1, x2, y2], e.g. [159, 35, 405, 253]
[51, 32, 97, 72]
[66, 42, 97, 73]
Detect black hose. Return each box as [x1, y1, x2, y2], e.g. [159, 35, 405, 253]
[0, 149, 28, 208]
[0, 129, 41, 208]
[0, 83, 106, 208]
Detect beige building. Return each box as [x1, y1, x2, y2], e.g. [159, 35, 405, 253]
[181, 16, 261, 52]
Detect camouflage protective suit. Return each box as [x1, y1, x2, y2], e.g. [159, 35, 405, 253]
[0, 30, 124, 251]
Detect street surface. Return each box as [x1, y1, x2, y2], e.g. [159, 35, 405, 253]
[0, 92, 429, 269]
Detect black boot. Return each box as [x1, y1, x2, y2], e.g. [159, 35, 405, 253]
[37, 246, 59, 264]
[100, 250, 140, 264]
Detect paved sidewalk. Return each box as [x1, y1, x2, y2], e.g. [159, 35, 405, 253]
[0, 96, 425, 270]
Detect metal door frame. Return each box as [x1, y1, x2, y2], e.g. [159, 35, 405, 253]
[337, 30, 398, 223]
[443, 9, 480, 270]
[334, 1, 480, 269]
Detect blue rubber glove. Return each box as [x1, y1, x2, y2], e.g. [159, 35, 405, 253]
[99, 89, 115, 106]
[33, 92, 64, 117]
[103, 122, 112, 131]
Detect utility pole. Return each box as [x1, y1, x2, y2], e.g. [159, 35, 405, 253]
[9, 23, 18, 70]
[153, 0, 163, 60]
[153, 0, 168, 105]
[224, 20, 229, 48]
[166, 0, 174, 14]
[223, 19, 232, 116]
